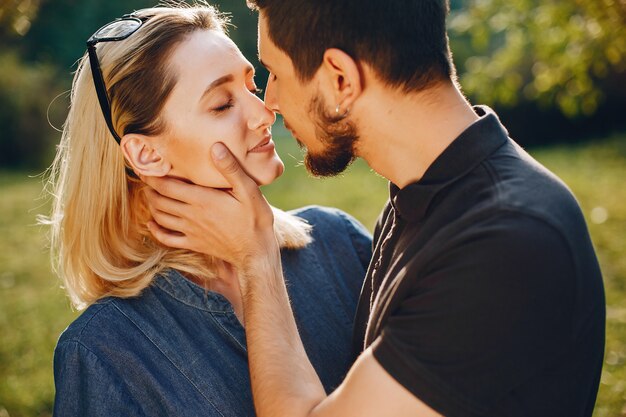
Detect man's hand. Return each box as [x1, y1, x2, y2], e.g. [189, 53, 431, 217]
[143, 142, 277, 272]
[144, 144, 443, 417]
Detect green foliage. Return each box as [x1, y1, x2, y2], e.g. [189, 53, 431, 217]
[1, 135, 626, 416]
[18, 0, 259, 74]
[0, 0, 262, 171]
[20, 0, 156, 70]
[449, 0, 626, 117]
[0, 0, 42, 38]
[0, 51, 65, 169]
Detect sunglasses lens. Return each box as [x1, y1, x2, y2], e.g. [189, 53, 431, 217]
[94, 19, 141, 40]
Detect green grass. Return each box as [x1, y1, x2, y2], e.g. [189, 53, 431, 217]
[532, 137, 626, 417]
[0, 133, 625, 416]
[0, 172, 77, 417]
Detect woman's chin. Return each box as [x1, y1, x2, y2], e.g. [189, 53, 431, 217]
[254, 160, 285, 186]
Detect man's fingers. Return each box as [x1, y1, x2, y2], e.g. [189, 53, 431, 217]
[150, 208, 186, 234]
[211, 142, 258, 198]
[145, 188, 188, 217]
[147, 221, 190, 250]
[143, 176, 198, 203]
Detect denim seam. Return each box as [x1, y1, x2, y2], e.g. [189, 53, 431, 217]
[336, 210, 371, 267]
[110, 301, 226, 417]
[75, 299, 113, 339]
[152, 284, 233, 314]
[57, 339, 146, 417]
[304, 235, 354, 329]
[208, 312, 247, 352]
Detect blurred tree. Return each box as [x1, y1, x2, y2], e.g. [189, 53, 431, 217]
[0, 51, 64, 168]
[0, 0, 41, 39]
[18, 0, 259, 76]
[449, 0, 626, 117]
[20, 0, 156, 70]
[0, 0, 262, 169]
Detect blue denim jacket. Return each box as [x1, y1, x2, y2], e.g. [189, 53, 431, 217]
[53, 206, 372, 417]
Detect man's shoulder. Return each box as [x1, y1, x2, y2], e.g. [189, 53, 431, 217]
[487, 140, 581, 215]
[465, 139, 587, 243]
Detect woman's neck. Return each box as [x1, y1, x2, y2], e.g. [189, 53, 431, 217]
[185, 260, 244, 325]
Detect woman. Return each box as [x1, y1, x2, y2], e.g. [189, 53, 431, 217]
[46, 3, 372, 416]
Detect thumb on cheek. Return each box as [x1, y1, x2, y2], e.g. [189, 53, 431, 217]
[211, 142, 228, 162]
[210, 142, 243, 179]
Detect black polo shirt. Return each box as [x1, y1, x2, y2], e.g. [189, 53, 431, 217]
[352, 106, 605, 417]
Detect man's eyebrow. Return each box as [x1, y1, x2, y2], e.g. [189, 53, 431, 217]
[199, 65, 255, 101]
[258, 57, 271, 71]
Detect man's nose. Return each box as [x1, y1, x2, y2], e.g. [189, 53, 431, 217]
[264, 79, 280, 114]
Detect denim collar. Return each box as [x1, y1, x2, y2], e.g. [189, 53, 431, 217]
[152, 269, 234, 313]
[389, 105, 509, 222]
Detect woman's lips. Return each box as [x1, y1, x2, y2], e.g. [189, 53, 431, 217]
[249, 135, 275, 153]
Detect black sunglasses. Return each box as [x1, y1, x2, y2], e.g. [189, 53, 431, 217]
[87, 14, 145, 144]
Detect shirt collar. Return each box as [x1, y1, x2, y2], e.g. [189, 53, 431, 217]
[390, 105, 509, 222]
[153, 269, 235, 312]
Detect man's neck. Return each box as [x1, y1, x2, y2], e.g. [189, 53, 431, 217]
[354, 81, 479, 188]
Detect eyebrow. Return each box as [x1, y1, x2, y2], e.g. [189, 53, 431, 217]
[259, 57, 271, 71]
[200, 65, 255, 101]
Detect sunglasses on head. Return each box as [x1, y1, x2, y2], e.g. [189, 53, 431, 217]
[86, 14, 146, 144]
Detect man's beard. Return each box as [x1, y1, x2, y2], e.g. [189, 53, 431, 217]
[301, 94, 359, 177]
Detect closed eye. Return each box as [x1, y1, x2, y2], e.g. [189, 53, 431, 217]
[212, 99, 234, 113]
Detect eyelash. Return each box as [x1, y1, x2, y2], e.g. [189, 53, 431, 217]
[211, 88, 263, 114]
[212, 100, 234, 113]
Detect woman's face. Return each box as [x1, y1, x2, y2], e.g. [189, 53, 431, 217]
[156, 30, 282, 188]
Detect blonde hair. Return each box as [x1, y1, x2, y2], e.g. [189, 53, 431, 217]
[44, 3, 311, 310]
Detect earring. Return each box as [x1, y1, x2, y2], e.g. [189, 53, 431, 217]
[335, 104, 350, 119]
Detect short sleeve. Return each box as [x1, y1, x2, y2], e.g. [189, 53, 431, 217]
[53, 341, 144, 417]
[371, 213, 576, 417]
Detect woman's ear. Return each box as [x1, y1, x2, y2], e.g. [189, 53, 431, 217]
[321, 48, 363, 113]
[120, 134, 171, 177]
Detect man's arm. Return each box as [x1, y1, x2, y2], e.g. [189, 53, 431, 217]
[243, 254, 441, 417]
[144, 143, 441, 417]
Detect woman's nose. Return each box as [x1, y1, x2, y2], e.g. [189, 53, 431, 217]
[248, 96, 276, 131]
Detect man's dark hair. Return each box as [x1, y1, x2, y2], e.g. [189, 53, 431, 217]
[247, 0, 455, 92]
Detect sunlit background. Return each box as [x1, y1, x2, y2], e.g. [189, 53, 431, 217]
[1, 0, 625, 416]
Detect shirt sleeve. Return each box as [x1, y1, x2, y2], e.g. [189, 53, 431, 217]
[371, 212, 576, 417]
[53, 340, 145, 417]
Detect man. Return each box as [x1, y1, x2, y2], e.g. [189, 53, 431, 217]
[144, 1, 605, 416]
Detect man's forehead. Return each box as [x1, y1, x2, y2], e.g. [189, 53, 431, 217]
[256, 14, 270, 63]
[257, 14, 288, 71]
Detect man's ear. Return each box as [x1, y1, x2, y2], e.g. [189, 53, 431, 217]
[321, 48, 363, 113]
[120, 134, 171, 177]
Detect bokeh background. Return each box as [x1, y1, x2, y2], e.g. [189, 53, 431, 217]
[1, 0, 625, 416]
